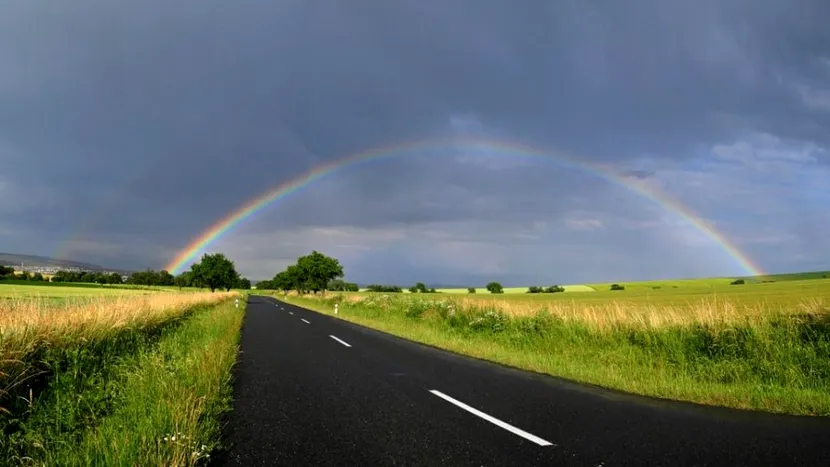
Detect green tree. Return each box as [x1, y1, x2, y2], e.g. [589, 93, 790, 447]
[157, 270, 175, 286]
[107, 272, 123, 284]
[486, 281, 504, 294]
[192, 253, 239, 292]
[236, 277, 252, 290]
[188, 263, 205, 289]
[174, 273, 188, 289]
[295, 250, 344, 294]
[467, 287, 476, 294]
[32, 272, 45, 282]
[272, 269, 294, 293]
[328, 279, 360, 292]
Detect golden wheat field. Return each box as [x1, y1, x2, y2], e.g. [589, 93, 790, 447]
[0, 288, 239, 402]
[326, 278, 830, 330]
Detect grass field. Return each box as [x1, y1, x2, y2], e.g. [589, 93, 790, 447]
[434, 285, 597, 293]
[386, 269, 830, 295]
[0, 283, 155, 298]
[0, 283, 244, 466]
[270, 275, 830, 416]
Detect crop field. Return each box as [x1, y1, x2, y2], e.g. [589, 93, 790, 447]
[0, 282, 244, 466]
[453, 278, 830, 308]
[276, 275, 830, 416]
[0, 283, 154, 298]
[435, 285, 596, 294]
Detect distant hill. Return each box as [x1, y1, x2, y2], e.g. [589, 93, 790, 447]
[0, 252, 131, 273]
[739, 270, 830, 283]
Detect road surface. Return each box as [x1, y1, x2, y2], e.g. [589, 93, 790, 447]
[218, 295, 830, 466]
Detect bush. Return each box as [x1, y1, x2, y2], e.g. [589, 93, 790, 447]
[610, 284, 625, 291]
[731, 279, 745, 285]
[468, 308, 508, 333]
[404, 300, 430, 319]
[486, 282, 504, 294]
[365, 284, 403, 293]
[528, 285, 565, 294]
[467, 287, 476, 294]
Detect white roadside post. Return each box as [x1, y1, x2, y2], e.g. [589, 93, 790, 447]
[334, 303, 339, 316]
[235, 298, 239, 308]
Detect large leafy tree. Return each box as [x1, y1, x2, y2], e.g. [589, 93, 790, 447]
[192, 253, 239, 292]
[486, 281, 504, 294]
[267, 250, 351, 295]
[296, 250, 344, 294]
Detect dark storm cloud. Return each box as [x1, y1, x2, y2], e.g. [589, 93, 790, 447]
[1, 0, 828, 280]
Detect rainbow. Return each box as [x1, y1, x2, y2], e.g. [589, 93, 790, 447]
[164, 138, 765, 276]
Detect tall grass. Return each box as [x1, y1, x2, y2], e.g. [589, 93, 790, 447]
[283, 292, 830, 415]
[23, 298, 245, 466]
[1, 292, 235, 407]
[1, 291, 241, 466]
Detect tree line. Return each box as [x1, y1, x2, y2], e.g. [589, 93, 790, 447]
[0, 253, 252, 292]
[255, 251, 345, 294]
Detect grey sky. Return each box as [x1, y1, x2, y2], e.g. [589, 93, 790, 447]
[1, 0, 828, 284]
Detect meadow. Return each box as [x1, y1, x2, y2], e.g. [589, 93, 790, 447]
[273, 275, 830, 416]
[0, 283, 244, 466]
[0, 283, 156, 298]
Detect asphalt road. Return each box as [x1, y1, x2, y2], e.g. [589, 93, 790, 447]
[218, 295, 830, 466]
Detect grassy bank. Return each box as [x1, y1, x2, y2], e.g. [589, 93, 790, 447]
[1, 287, 244, 465]
[274, 288, 830, 416]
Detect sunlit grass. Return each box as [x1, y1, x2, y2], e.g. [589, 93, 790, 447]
[273, 279, 830, 415]
[0, 283, 153, 298]
[0, 291, 236, 414]
[0, 290, 242, 465]
[36, 300, 245, 466]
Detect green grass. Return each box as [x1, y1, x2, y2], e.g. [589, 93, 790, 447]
[435, 285, 597, 293]
[1, 294, 243, 466]
[0, 283, 155, 298]
[745, 270, 830, 283]
[265, 277, 830, 416]
[381, 269, 830, 295]
[435, 278, 830, 308]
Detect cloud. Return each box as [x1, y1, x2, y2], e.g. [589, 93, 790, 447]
[1, 0, 828, 283]
[565, 218, 605, 232]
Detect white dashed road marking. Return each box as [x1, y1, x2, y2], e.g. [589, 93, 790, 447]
[428, 390, 554, 447]
[329, 335, 352, 347]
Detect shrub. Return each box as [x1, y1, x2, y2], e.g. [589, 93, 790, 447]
[365, 284, 403, 293]
[404, 300, 430, 319]
[486, 282, 504, 294]
[731, 279, 745, 285]
[467, 287, 476, 294]
[610, 284, 625, 291]
[468, 308, 508, 333]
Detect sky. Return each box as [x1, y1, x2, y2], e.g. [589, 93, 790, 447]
[1, 0, 829, 285]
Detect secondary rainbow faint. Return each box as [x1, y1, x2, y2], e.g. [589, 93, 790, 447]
[164, 138, 765, 277]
